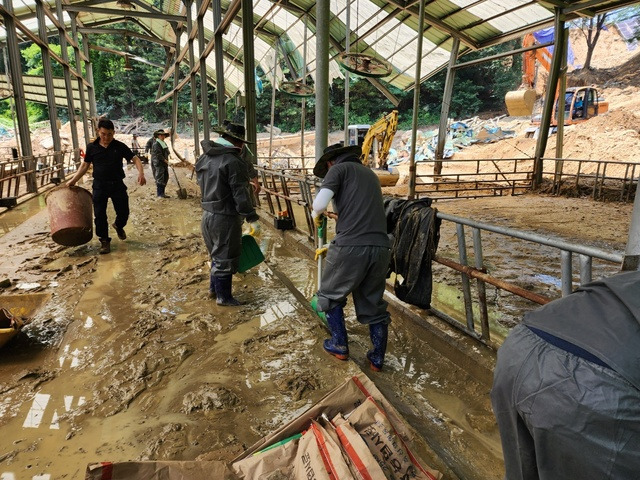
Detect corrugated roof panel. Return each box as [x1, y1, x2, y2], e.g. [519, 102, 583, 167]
[6, 0, 630, 101]
[484, 4, 552, 34]
[0, 75, 90, 109]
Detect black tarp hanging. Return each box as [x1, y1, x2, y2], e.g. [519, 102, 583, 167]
[384, 197, 441, 309]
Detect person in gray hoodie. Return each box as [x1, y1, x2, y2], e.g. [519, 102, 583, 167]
[491, 270, 640, 479]
[195, 122, 260, 306]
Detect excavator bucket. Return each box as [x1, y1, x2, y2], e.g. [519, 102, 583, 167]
[505, 88, 537, 117]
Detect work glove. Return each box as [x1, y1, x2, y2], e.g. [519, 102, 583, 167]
[313, 213, 325, 228]
[315, 246, 328, 262]
[249, 221, 261, 237]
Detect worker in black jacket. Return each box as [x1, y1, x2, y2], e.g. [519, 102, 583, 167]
[195, 122, 260, 306]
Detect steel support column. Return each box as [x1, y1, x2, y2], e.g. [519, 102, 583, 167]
[269, 45, 277, 158]
[533, 9, 565, 188]
[196, 0, 210, 141]
[554, 24, 569, 185]
[185, 0, 200, 157]
[171, 26, 184, 161]
[435, 37, 460, 176]
[213, 0, 225, 124]
[343, 2, 351, 146]
[81, 32, 98, 120]
[69, 12, 91, 144]
[300, 14, 308, 159]
[2, 0, 34, 190]
[622, 177, 640, 271]
[241, 0, 257, 159]
[55, 0, 80, 156]
[315, 0, 330, 161]
[36, 0, 62, 179]
[407, 0, 425, 200]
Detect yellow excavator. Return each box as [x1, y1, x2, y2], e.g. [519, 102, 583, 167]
[505, 34, 551, 117]
[351, 110, 399, 186]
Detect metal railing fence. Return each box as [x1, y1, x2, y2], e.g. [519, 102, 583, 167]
[254, 165, 625, 346]
[542, 157, 639, 201]
[0, 150, 79, 203]
[432, 212, 623, 344]
[413, 157, 534, 200]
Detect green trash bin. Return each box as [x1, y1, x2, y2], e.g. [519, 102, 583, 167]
[238, 235, 265, 273]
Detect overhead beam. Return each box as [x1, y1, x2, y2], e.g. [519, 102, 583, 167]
[78, 27, 174, 47]
[38, 0, 90, 63]
[129, 0, 160, 14]
[0, 5, 91, 88]
[270, 2, 400, 105]
[453, 40, 555, 70]
[129, 17, 176, 52]
[217, 0, 241, 35]
[382, 0, 478, 48]
[154, 48, 175, 101]
[62, 4, 185, 22]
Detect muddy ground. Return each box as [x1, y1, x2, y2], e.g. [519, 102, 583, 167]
[0, 160, 634, 480]
[0, 165, 512, 480]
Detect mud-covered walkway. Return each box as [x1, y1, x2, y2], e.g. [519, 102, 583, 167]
[0, 164, 507, 479]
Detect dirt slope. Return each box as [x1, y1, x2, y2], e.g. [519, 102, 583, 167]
[452, 28, 640, 167]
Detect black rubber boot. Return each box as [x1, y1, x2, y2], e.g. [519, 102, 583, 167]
[367, 322, 388, 372]
[208, 270, 216, 299]
[323, 305, 348, 360]
[214, 275, 241, 306]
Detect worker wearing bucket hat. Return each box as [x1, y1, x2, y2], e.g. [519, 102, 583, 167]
[312, 142, 392, 371]
[220, 119, 261, 196]
[196, 121, 261, 306]
[151, 129, 171, 198]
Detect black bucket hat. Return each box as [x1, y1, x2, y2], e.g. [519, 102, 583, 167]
[154, 129, 170, 138]
[213, 122, 253, 144]
[313, 142, 362, 178]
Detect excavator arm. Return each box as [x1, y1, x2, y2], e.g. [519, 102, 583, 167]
[505, 33, 552, 117]
[360, 110, 398, 169]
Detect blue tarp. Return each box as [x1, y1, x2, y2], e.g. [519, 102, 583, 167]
[534, 28, 575, 66]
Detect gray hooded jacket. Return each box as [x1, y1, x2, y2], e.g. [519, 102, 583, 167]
[524, 270, 640, 390]
[196, 140, 258, 222]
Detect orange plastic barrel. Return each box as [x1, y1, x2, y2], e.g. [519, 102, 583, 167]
[45, 185, 93, 246]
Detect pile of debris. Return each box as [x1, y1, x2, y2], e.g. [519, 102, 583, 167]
[113, 117, 169, 138]
[388, 115, 519, 166]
